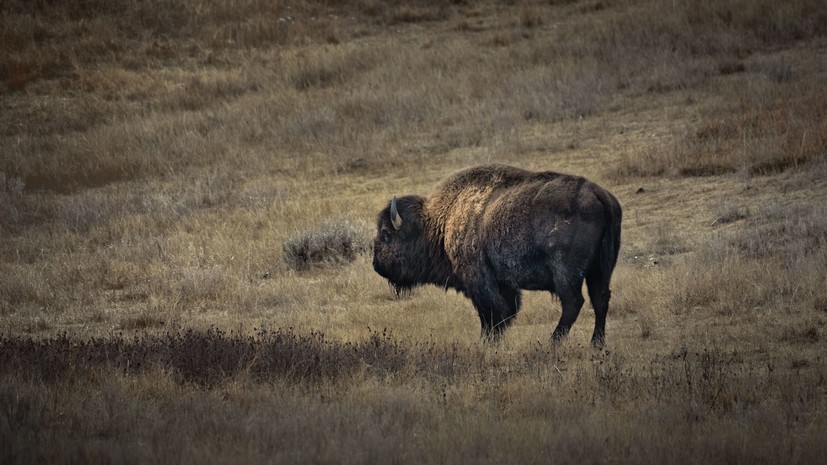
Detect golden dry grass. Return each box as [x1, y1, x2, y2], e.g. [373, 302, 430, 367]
[1, 0, 826, 463]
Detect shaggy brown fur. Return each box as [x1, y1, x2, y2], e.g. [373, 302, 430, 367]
[373, 164, 622, 346]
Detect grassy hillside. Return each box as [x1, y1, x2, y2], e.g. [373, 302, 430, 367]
[2, 0, 826, 463]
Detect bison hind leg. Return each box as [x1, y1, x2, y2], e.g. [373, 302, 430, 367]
[550, 275, 586, 346]
[586, 267, 611, 349]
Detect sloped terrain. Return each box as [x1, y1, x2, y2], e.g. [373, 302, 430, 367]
[1, 1, 826, 463]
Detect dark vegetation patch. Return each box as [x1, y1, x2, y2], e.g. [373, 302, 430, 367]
[0, 329, 480, 387]
[2, 330, 821, 421]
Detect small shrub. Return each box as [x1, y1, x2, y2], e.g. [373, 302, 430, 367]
[282, 218, 372, 270]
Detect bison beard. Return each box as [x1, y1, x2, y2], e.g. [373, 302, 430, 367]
[373, 164, 622, 347]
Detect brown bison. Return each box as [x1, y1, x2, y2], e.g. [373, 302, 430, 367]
[373, 164, 622, 347]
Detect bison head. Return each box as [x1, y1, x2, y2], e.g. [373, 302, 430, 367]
[373, 195, 446, 296]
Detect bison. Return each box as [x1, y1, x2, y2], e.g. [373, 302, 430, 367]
[372, 164, 622, 347]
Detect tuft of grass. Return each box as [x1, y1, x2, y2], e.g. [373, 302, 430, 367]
[282, 219, 372, 271]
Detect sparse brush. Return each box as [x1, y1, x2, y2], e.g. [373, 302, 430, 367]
[282, 219, 372, 271]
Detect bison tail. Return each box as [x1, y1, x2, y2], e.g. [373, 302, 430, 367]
[597, 192, 622, 282]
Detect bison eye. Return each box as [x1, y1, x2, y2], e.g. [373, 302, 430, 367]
[380, 230, 392, 243]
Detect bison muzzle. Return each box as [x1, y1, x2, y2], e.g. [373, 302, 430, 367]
[373, 164, 622, 347]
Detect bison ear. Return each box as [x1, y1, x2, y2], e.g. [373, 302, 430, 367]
[390, 196, 403, 230]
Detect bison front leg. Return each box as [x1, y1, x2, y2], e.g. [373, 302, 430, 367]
[467, 283, 519, 342]
[478, 307, 505, 341]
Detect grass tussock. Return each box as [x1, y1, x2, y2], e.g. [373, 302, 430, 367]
[282, 219, 372, 271]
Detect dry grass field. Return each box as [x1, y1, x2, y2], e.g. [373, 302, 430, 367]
[2, 0, 827, 463]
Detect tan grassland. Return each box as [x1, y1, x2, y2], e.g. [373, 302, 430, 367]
[1, 0, 826, 463]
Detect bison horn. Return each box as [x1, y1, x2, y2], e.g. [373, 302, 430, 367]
[390, 196, 403, 230]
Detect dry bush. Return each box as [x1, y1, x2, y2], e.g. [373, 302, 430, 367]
[282, 219, 372, 271]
